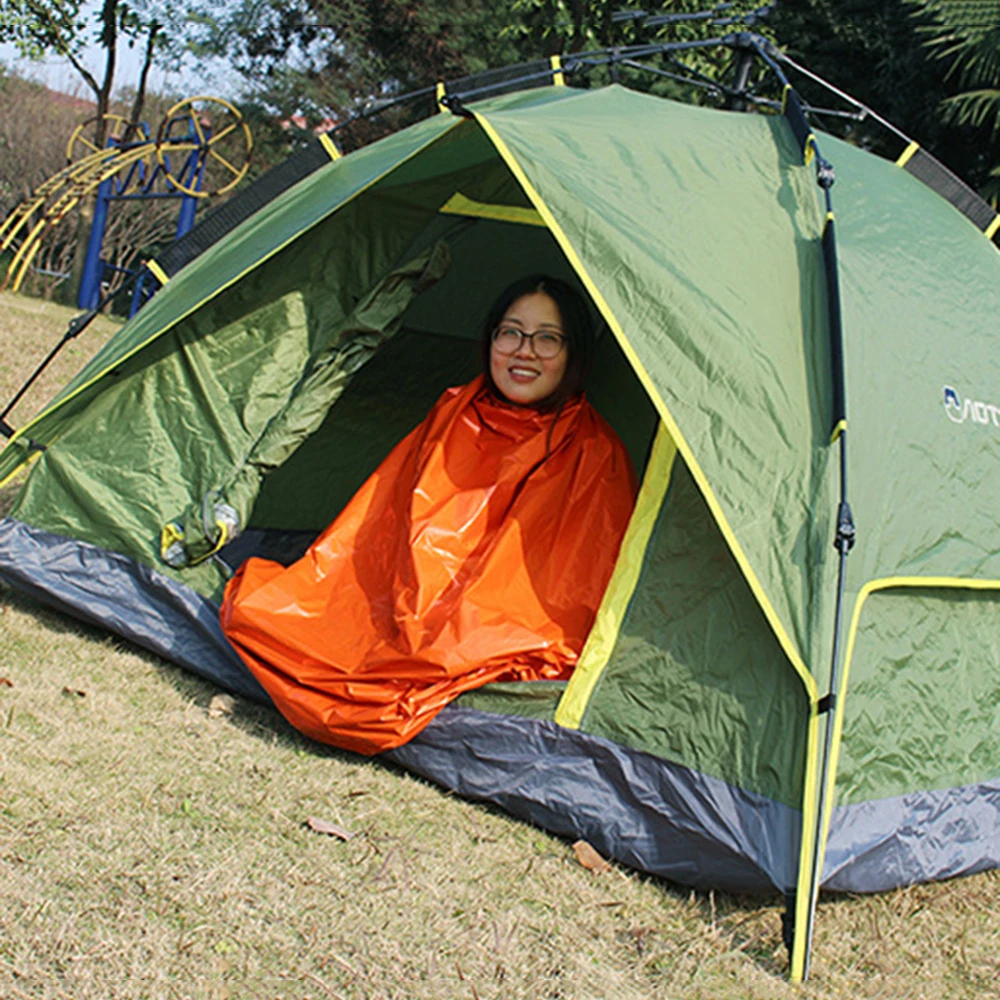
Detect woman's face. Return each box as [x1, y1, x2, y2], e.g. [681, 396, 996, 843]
[489, 291, 568, 406]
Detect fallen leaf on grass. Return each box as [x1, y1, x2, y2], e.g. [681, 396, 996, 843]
[208, 694, 235, 718]
[61, 686, 86, 698]
[628, 926, 656, 956]
[573, 839, 611, 873]
[0, 677, 12, 688]
[307, 816, 356, 840]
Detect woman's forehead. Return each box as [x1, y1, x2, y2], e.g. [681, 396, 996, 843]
[501, 291, 563, 329]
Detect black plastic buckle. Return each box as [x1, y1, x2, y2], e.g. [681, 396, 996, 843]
[440, 94, 474, 119]
[834, 500, 855, 553]
[816, 155, 836, 189]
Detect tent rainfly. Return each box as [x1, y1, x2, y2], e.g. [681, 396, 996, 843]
[2, 51, 999, 982]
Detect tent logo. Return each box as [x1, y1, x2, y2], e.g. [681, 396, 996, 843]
[943, 385, 1000, 426]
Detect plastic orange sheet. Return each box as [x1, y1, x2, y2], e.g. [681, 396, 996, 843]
[220, 376, 637, 754]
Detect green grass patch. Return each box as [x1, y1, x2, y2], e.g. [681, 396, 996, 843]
[2, 290, 999, 998]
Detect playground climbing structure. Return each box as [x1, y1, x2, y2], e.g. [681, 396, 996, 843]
[0, 96, 252, 309]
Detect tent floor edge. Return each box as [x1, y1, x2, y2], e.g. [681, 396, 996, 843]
[0, 517, 800, 897]
[388, 706, 800, 895]
[0, 516, 269, 703]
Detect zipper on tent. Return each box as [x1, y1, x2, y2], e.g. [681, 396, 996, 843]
[470, 108, 817, 705]
[556, 421, 677, 728]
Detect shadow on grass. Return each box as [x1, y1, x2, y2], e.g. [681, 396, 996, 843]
[0, 577, 367, 763]
[1, 578, 795, 980]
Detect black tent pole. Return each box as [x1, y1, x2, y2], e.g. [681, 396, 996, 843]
[746, 36, 856, 981]
[0, 272, 142, 441]
[800, 163, 856, 981]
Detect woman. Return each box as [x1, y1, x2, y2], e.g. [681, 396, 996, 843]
[220, 276, 637, 754]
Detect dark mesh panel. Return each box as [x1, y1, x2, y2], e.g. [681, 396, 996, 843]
[903, 148, 997, 234]
[782, 88, 813, 161]
[446, 60, 557, 103]
[155, 142, 334, 278]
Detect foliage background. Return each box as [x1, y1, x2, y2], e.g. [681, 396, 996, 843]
[1, 0, 997, 310]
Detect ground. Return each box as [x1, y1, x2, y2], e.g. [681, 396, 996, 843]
[1, 291, 998, 999]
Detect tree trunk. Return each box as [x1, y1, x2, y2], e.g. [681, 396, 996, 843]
[127, 22, 161, 139]
[69, 0, 118, 307]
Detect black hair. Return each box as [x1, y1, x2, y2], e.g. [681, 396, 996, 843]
[481, 274, 595, 410]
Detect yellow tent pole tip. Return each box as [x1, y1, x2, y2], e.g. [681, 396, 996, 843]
[318, 132, 341, 161]
[896, 141, 920, 168]
[550, 55, 565, 87]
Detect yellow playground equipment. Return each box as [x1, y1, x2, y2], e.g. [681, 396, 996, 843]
[0, 96, 252, 298]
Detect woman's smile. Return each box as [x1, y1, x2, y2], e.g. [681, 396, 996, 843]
[507, 363, 543, 382]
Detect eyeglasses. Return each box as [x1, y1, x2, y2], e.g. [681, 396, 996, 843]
[491, 325, 567, 360]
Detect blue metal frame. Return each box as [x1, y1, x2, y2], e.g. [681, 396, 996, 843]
[77, 117, 211, 313]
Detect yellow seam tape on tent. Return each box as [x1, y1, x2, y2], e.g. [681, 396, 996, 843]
[818, 575, 1000, 871]
[986, 215, 1000, 240]
[0, 448, 41, 489]
[789, 699, 822, 982]
[829, 419, 846, 444]
[896, 141, 919, 168]
[473, 108, 818, 703]
[2, 118, 468, 463]
[550, 55, 565, 86]
[145, 258, 169, 286]
[436, 82, 447, 113]
[791, 573, 1000, 982]
[555, 422, 677, 729]
[318, 133, 342, 161]
[439, 192, 545, 227]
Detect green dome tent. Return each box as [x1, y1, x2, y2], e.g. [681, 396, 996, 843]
[2, 46, 999, 981]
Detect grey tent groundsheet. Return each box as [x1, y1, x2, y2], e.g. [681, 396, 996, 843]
[0, 517, 269, 703]
[4, 514, 999, 896]
[0, 514, 794, 892]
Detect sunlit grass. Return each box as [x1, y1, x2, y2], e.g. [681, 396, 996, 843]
[1, 290, 998, 999]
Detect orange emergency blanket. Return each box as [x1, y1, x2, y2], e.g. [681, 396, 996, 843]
[220, 376, 637, 754]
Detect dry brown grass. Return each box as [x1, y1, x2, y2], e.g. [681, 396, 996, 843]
[2, 292, 999, 999]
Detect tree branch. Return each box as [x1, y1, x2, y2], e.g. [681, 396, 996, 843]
[128, 21, 161, 137]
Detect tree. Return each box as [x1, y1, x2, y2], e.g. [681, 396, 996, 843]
[501, 0, 772, 55]
[0, 0, 190, 301]
[191, 0, 777, 148]
[0, 0, 178, 141]
[912, 0, 1000, 202]
[188, 1, 522, 150]
[767, 0, 989, 194]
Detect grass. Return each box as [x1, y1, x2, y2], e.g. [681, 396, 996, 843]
[1, 291, 999, 999]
